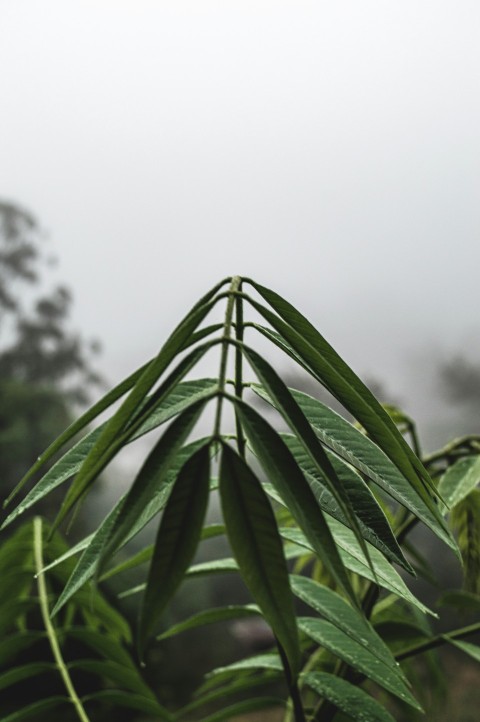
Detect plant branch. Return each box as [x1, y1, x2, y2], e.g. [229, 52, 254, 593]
[33, 517, 91, 722]
[395, 621, 480, 662]
[213, 276, 241, 438]
[234, 280, 247, 458]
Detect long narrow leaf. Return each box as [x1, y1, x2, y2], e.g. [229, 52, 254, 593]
[302, 672, 397, 722]
[281, 526, 433, 615]
[219, 443, 300, 679]
[298, 617, 421, 709]
[1, 378, 217, 531]
[138, 444, 211, 651]
[52, 436, 209, 616]
[290, 575, 404, 675]
[234, 400, 357, 606]
[157, 604, 260, 640]
[54, 295, 219, 528]
[255, 384, 456, 554]
[280, 432, 411, 571]
[245, 282, 439, 499]
[1, 698, 70, 722]
[97, 400, 209, 572]
[244, 346, 376, 579]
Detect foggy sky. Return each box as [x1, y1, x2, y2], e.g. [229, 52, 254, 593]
[1, 1, 479, 446]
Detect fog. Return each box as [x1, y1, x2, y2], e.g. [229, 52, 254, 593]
[2, 1, 479, 459]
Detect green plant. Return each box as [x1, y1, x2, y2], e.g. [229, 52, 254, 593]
[2, 276, 480, 721]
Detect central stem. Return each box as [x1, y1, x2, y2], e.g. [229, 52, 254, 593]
[213, 276, 241, 438]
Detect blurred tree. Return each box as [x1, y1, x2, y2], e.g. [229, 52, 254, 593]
[440, 355, 480, 407]
[0, 199, 102, 513]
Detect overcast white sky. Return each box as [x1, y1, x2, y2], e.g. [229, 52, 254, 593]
[1, 1, 479, 446]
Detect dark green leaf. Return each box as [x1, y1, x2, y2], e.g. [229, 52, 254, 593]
[0, 698, 70, 722]
[0, 663, 55, 691]
[281, 431, 411, 571]
[219, 443, 300, 678]
[281, 525, 433, 615]
[246, 282, 441, 500]
[235, 400, 357, 605]
[68, 659, 155, 698]
[52, 437, 208, 615]
[54, 295, 218, 527]
[302, 672, 397, 722]
[197, 697, 284, 722]
[157, 604, 260, 640]
[253, 384, 456, 554]
[64, 628, 133, 668]
[138, 444, 211, 651]
[0, 632, 45, 666]
[179, 673, 277, 718]
[298, 617, 421, 709]
[1, 379, 217, 531]
[290, 575, 403, 675]
[82, 690, 171, 717]
[244, 347, 376, 579]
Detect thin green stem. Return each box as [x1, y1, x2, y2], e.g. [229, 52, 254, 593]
[395, 621, 480, 662]
[277, 641, 307, 722]
[234, 284, 247, 458]
[33, 517, 91, 722]
[424, 435, 480, 467]
[213, 276, 241, 438]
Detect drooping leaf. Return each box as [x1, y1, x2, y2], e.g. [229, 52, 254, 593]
[64, 628, 133, 669]
[82, 690, 171, 717]
[298, 617, 421, 709]
[196, 697, 284, 722]
[280, 526, 433, 615]
[68, 659, 155, 698]
[0, 632, 46, 666]
[178, 673, 277, 718]
[245, 280, 436, 497]
[438, 455, 480, 510]
[234, 400, 357, 605]
[253, 384, 456, 554]
[52, 436, 209, 616]
[0, 663, 55, 691]
[1, 697, 71, 722]
[97, 400, 209, 575]
[101, 523, 224, 582]
[1, 378, 217, 531]
[302, 672, 397, 722]
[290, 575, 404, 675]
[219, 443, 300, 678]
[244, 347, 376, 578]
[207, 653, 283, 678]
[53, 294, 219, 528]
[281, 431, 411, 571]
[138, 444, 211, 651]
[157, 604, 261, 640]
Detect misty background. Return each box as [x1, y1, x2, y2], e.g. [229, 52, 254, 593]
[1, 0, 479, 487]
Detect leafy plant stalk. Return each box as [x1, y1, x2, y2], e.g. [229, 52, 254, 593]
[33, 517, 91, 722]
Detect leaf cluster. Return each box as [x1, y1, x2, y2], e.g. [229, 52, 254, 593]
[1, 276, 479, 722]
